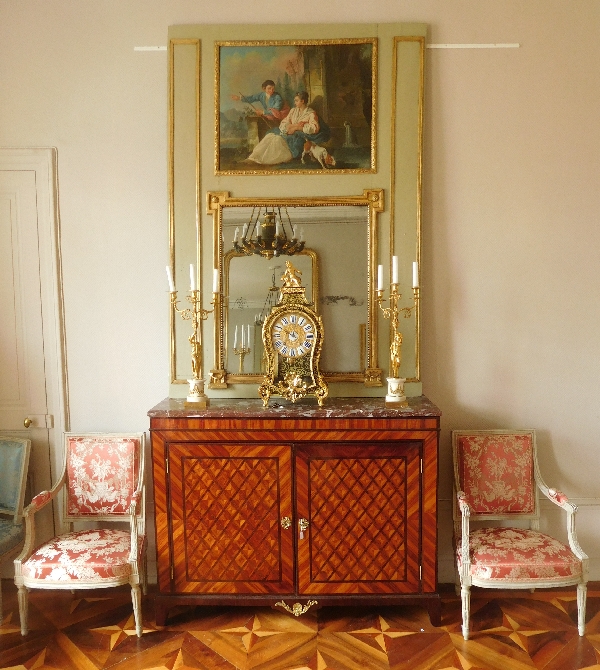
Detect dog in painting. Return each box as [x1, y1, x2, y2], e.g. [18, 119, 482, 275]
[301, 141, 336, 169]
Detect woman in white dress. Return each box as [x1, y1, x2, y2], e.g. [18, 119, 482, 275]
[246, 91, 330, 165]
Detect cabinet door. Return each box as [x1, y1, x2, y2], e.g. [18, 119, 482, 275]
[296, 442, 421, 594]
[168, 443, 294, 594]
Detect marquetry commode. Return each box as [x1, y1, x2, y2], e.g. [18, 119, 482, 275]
[148, 396, 441, 626]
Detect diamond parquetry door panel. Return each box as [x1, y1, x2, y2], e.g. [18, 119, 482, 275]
[168, 443, 294, 594]
[295, 442, 422, 594]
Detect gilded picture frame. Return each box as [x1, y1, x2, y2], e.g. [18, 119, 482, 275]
[215, 39, 377, 175]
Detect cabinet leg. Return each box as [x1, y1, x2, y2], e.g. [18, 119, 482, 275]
[155, 602, 168, 627]
[427, 596, 442, 627]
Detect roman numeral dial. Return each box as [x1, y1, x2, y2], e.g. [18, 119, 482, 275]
[272, 313, 315, 359]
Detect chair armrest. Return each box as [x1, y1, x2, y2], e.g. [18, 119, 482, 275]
[456, 491, 471, 579]
[457, 491, 471, 516]
[127, 490, 143, 564]
[543, 485, 572, 509]
[15, 473, 66, 572]
[536, 480, 589, 569]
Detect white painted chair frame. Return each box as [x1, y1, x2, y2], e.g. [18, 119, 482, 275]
[14, 432, 147, 636]
[0, 437, 31, 623]
[452, 429, 588, 641]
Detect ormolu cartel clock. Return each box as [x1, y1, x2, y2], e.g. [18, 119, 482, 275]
[258, 261, 328, 406]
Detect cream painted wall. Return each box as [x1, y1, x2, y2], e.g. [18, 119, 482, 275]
[1, 0, 598, 582]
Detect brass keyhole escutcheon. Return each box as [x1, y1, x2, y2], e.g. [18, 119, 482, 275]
[280, 516, 292, 530]
[299, 518, 309, 539]
[23, 417, 32, 428]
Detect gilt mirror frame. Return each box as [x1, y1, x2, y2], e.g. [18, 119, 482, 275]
[207, 189, 384, 389]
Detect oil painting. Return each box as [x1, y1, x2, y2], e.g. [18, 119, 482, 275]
[216, 40, 376, 174]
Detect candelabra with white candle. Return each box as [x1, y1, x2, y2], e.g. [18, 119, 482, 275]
[376, 258, 420, 407]
[166, 263, 219, 407]
[233, 323, 251, 373]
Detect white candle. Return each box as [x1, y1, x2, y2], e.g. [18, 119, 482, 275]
[392, 256, 398, 284]
[242, 223, 248, 239]
[247, 324, 251, 348]
[292, 225, 298, 238]
[234, 227, 239, 242]
[213, 268, 219, 293]
[189, 264, 196, 291]
[234, 325, 238, 349]
[166, 265, 175, 292]
[276, 220, 282, 237]
[377, 265, 383, 291]
[299, 227, 304, 242]
[241, 325, 245, 348]
[412, 261, 419, 288]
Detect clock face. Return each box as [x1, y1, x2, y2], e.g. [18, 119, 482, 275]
[271, 312, 315, 359]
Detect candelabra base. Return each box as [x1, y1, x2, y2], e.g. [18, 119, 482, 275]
[185, 378, 210, 409]
[385, 377, 408, 408]
[184, 398, 209, 409]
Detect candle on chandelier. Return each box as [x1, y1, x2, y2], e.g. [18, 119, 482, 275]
[234, 325, 238, 350]
[189, 264, 196, 291]
[234, 227, 239, 242]
[247, 324, 251, 348]
[213, 269, 219, 293]
[377, 265, 383, 291]
[166, 266, 175, 292]
[412, 261, 419, 288]
[392, 256, 398, 285]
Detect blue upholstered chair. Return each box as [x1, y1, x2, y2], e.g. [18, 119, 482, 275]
[0, 437, 31, 623]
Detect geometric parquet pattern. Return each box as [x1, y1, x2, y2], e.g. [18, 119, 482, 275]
[0, 581, 599, 670]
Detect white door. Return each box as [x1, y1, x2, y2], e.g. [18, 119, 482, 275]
[0, 148, 68, 557]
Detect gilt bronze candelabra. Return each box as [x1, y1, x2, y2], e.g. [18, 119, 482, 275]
[170, 289, 215, 408]
[377, 282, 420, 407]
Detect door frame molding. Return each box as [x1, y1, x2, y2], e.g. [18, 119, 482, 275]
[0, 147, 70, 491]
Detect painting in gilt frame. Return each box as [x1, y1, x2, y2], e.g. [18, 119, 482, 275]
[215, 39, 377, 175]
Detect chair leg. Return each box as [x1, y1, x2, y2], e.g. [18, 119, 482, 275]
[131, 583, 143, 637]
[142, 553, 148, 596]
[577, 583, 587, 636]
[17, 585, 28, 636]
[461, 583, 471, 640]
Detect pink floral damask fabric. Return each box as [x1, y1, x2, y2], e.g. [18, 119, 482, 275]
[30, 490, 53, 511]
[457, 527, 582, 582]
[456, 434, 535, 515]
[22, 529, 145, 583]
[66, 437, 140, 516]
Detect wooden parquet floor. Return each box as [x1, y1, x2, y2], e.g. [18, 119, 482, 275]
[0, 581, 599, 670]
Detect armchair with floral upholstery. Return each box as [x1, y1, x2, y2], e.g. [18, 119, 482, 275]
[14, 432, 146, 637]
[452, 429, 588, 640]
[0, 437, 31, 623]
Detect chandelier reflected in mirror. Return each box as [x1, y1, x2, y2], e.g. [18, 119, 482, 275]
[233, 207, 305, 259]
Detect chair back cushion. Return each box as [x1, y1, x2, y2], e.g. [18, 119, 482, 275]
[66, 435, 141, 517]
[454, 431, 536, 516]
[0, 438, 31, 518]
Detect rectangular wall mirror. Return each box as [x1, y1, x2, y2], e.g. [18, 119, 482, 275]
[207, 190, 384, 388]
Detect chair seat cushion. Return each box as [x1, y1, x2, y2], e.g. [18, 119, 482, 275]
[457, 527, 582, 582]
[22, 528, 145, 585]
[0, 519, 24, 555]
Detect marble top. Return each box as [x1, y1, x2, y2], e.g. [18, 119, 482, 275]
[148, 395, 441, 419]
